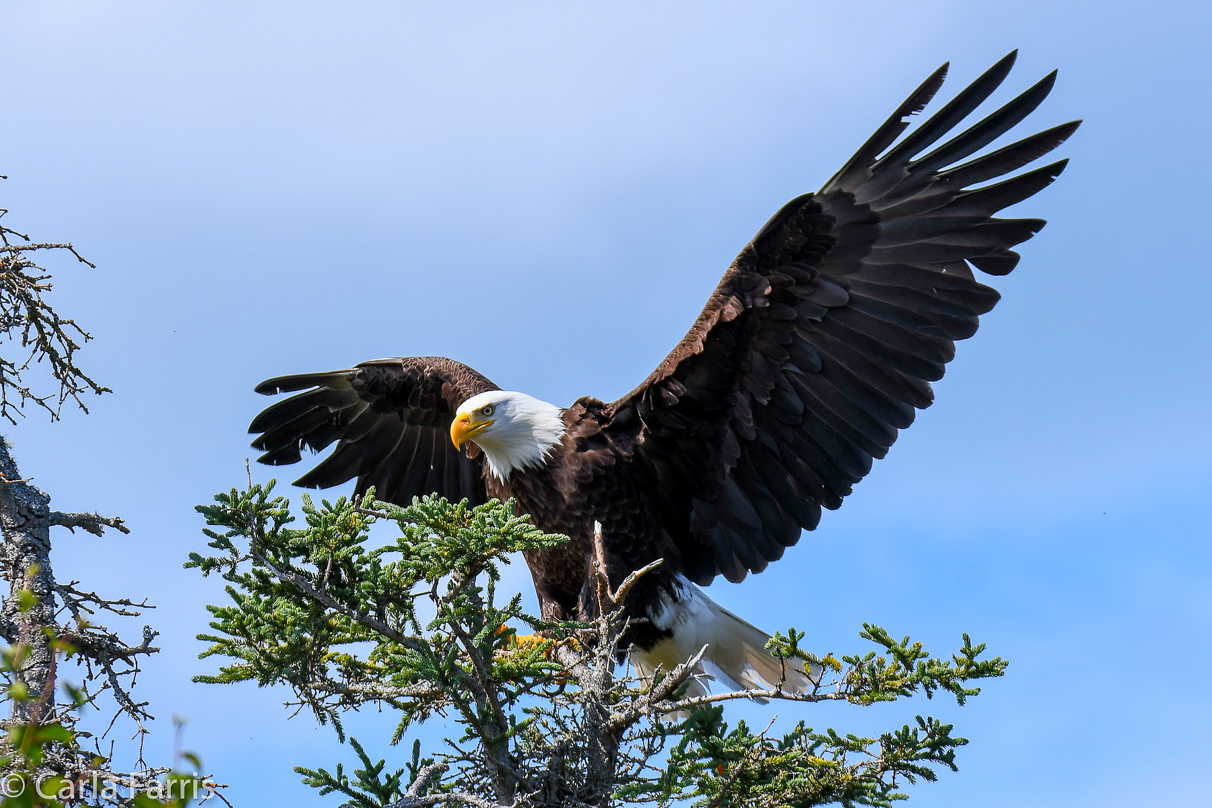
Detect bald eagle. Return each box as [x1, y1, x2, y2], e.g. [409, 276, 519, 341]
[250, 52, 1078, 697]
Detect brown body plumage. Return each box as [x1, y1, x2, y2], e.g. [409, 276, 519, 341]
[249, 52, 1078, 690]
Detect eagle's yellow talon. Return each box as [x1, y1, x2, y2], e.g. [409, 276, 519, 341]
[492, 630, 554, 661]
[509, 633, 549, 652]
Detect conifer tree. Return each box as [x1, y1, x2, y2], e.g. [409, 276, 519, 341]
[193, 484, 1005, 808]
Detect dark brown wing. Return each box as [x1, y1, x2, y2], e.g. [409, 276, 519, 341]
[249, 356, 499, 506]
[605, 52, 1079, 586]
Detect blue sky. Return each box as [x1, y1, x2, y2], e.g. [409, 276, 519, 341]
[3, 1, 1209, 805]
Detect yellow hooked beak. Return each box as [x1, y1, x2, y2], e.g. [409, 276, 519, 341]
[451, 411, 494, 448]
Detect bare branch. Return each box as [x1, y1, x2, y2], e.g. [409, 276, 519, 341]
[0, 242, 95, 268]
[48, 510, 129, 536]
[590, 525, 664, 610]
[609, 559, 663, 609]
[658, 683, 847, 714]
[0, 201, 109, 423]
[311, 680, 444, 702]
[386, 790, 499, 808]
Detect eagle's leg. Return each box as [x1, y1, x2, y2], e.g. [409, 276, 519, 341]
[494, 546, 591, 660]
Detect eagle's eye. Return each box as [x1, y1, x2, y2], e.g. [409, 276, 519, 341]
[481, 404, 495, 417]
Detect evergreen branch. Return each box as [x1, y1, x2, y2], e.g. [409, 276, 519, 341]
[192, 490, 1006, 808]
[246, 537, 423, 651]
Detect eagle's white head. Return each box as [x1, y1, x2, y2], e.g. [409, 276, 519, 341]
[450, 391, 565, 481]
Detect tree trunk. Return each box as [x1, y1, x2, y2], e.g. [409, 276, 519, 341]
[0, 437, 58, 724]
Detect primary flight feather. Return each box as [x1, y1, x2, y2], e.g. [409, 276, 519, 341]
[250, 52, 1079, 697]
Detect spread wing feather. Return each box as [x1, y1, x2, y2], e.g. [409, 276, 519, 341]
[606, 52, 1078, 585]
[249, 357, 498, 506]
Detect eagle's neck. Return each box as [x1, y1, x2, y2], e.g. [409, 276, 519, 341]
[477, 393, 566, 482]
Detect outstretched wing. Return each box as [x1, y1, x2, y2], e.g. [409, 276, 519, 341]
[606, 52, 1079, 586]
[249, 356, 499, 506]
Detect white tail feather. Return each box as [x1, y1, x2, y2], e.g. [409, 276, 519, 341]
[631, 576, 821, 705]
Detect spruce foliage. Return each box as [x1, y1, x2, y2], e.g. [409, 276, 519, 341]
[193, 485, 1005, 807]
